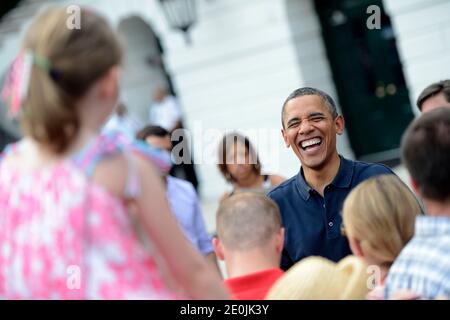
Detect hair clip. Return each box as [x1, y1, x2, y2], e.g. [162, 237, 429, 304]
[1, 50, 33, 117]
[1, 50, 61, 118]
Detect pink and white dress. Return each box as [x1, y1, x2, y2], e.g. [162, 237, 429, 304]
[0, 133, 177, 299]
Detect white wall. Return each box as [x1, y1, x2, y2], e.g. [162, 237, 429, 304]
[162, 0, 303, 205]
[161, 0, 353, 207]
[117, 16, 168, 126]
[384, 0, 450, 114]
[0, 0, 352, 231]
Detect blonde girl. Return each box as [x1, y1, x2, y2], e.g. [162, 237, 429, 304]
[342, 174, 422, 299]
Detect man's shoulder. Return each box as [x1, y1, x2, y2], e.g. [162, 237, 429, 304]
[391, 226, 450, 288]
[395, 228, 450, 263]
[389, 236, 419, 266]
[267, 175, 297, 199]
[388, 230, 449, 276]
[384, 237, 420, 289]
[350, 158, 395, 179]
[167, 176, 196, 194]
[164, 96, 181, 109]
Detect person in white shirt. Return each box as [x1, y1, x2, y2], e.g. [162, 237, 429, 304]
[103, 102, 140, 140]
[149, 87, 182, 133]
[148, 86, 199, 191]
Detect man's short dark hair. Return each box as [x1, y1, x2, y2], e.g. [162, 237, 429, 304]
[417, 80, 450, 111]
[281, 87, 339, 127]
[136, 125, 170, 141]
[401, 107, 450, 201]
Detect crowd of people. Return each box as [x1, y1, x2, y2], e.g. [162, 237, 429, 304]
[0, 6, 449, 300]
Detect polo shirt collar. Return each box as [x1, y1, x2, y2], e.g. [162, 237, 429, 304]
[331, 156, 354, 188]
[296, 169, 313, 201]
[296, 156, 354, 201]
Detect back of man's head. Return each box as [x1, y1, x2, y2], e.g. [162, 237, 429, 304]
[401, 107, 450, 202]
[417, 80, 450, 112]
[216, 193, 282, 251]
[137, 125, 170, 141]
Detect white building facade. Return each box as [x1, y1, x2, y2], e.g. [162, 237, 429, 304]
[0, 0, 449, 226]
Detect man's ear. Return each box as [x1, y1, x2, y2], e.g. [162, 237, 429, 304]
[348, 236, 364, 258]
[281, 129, 290, 148]
[410, 177, 421, 197]
[212, 237, 225, 261]
[275, 228, 285, 254]
[335, 115, 345, 135]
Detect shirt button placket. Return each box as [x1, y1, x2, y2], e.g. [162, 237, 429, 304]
[323, 203, 333, 228]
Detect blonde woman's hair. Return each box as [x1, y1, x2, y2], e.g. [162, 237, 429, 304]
[342, 174, 422, 267]
[21, 6, 123, 152]
[266, 256, 369, 300]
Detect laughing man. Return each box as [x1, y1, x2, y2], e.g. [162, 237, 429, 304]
[268, 87, 394, 270]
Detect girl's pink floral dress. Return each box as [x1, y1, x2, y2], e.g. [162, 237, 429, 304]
[0, 133, 176, 299]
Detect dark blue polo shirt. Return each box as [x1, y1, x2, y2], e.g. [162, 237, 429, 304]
[267, 156, 394, 270]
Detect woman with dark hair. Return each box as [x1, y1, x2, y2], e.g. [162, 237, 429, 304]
[218, 132, 284, 201]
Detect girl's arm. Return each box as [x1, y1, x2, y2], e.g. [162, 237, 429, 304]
[133, 155, 229, 300]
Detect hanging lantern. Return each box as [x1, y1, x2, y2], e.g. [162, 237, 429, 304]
[159, 0, 198, 45]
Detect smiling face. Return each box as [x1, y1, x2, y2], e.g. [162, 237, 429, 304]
[282, 95, 344, 170]
[225, 141, 256, 183]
